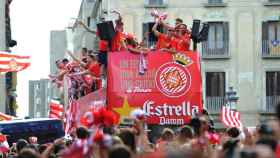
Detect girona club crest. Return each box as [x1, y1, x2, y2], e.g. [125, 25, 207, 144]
[155, 53, 193, 97]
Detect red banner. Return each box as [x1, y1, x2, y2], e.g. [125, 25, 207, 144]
[108, 51, 202, 125]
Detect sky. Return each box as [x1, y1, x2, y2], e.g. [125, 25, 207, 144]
[10, 0, 81, 117]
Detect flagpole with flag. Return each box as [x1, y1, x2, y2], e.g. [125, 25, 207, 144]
[220, 87, 243, 129]
[0, 51, 30, 73]
[221, 106, 243, 129]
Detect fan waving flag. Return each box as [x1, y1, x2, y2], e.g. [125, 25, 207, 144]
[0, 51, 30, 73]
[221, 106, 243, 128]
[49, 100, 64, 119]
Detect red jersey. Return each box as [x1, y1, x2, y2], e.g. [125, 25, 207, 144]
[96, 31, 108, 52]
[156, 33, 172, 50]
[178, 33, 191, 51]
[87, 62, 101, 89]
[111, 31, 126, 52]
[99, 40, 108, 52]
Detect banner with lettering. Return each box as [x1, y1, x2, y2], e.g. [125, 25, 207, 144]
[107, 51, 202, 125]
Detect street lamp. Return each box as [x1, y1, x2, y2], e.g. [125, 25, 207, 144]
[226, 87, 239, 110]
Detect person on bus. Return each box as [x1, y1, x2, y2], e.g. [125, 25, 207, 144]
[111, 11, 127, 52]
[77, 20, 108, 77]
[152, 20, 177, 52]
[67, 51, 101, 92]
[158, 20, 191, 53]
[174, 23, 191, 51]
[49, 58, 69, 88]
[160, 18, 184, 31]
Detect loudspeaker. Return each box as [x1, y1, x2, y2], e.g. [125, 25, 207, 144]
[197, 23, 209, 42]
[191, 19, 201, 42]
[8, 40, 17, 48]
[97, 21, 116, 41]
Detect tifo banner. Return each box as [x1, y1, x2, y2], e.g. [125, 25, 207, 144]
[108, 51, 202, 125]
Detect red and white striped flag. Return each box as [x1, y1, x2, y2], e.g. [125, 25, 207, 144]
[49, 100, 64, 119]
[0, 51, 30, 73]
[221, 106, 243, 128]
[64, 99, 78, 134]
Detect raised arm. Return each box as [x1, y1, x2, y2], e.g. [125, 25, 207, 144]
[66, 51, 87, 68]
[128, 46, 148, 55]
[111, 10, 122, 21]
[152, 22, 160, 37]
[70, 70, 100, 80]
[160, 20, 174, 30]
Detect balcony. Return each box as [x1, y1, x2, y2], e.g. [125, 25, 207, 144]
[202, 41, 229, 59]
[261, 96, 280, 113]
[205, 96, 225, 113]
[262, 40, 280, 58]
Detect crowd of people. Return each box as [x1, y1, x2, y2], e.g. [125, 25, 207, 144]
[8, 9, 278, 158]
[2, 103, 280, 158]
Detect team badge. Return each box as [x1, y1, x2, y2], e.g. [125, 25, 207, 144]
[155, 53, 192, 97]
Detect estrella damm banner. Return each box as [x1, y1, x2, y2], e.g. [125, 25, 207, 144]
[107, 51, 202, 125]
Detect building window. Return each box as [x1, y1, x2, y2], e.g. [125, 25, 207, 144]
[142, 22, 164, 48]
[144, 0, 167, 7]
[265, 71, 280, 112]
[208, 0, 223, 4]
[149, 0, 163, 5]
[262, 21, 280, 57]
[87, 17, 91, 27]
[202, 22, 229, 58]
[205, 72, 225, 113]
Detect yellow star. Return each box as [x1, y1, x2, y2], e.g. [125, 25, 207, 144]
[113, 97, 137, 122]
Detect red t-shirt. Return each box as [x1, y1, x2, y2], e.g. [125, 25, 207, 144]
[156, 33, 172, 50]
[96, 31, 108, 52]
[170, 37, 178, 50]
[99, 40, 108, 52]
[178, 33, 191, 51]
[111, 31, 124, 52]
[87, 62, 101, 89]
